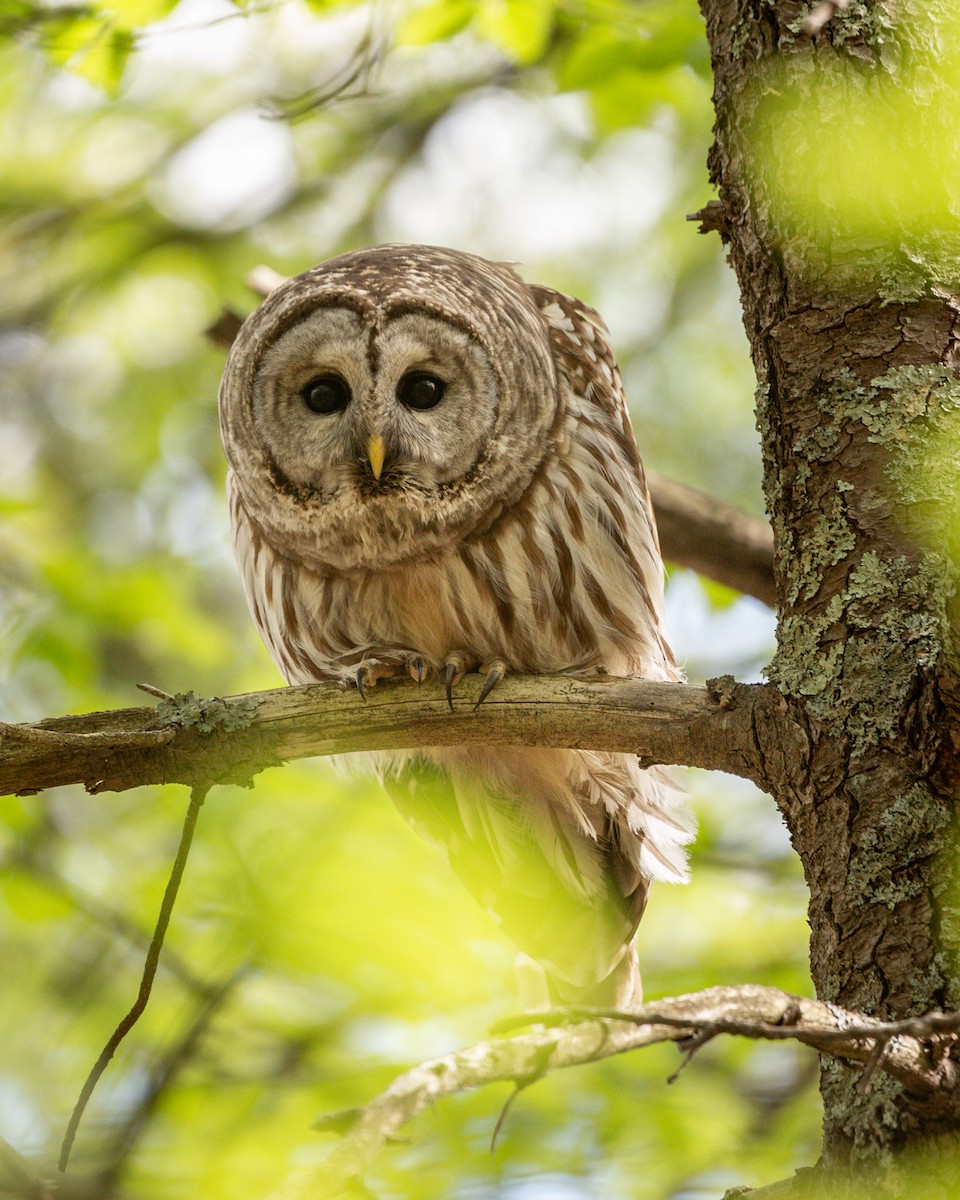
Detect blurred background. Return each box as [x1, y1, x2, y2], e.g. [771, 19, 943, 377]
[0, 1, 813, 1196]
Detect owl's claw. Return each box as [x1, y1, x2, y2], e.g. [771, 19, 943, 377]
[407, 654, 429, 685]
[354, 659, 398, 700]
[474, 660, 507, 711]
[442, 652, 473, 713]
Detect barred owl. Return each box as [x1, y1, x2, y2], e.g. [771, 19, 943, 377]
[219, 245, 692, 1008]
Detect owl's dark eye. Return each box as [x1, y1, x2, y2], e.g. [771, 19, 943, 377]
[397, 372, 446, 411]
[301, 374, 351, 414]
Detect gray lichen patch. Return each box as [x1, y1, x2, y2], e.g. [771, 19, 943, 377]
[821, 1058, 903, 1162]
[769, 614, 843, 702]
[156, 691, 261, 734]
[787, 493, 857, 606]
[767, 361, 959, 741]
[867, 364, 960, 439]
[791, 368, 876, 471]
[875, 364, 960, 514]
[847, 784, 952, 911]
[770, 552, 946, 744]
[782, 0, 893, 49]
[874, 366, 960, 637]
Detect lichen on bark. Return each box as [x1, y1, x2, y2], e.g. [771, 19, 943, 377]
[770, 550, 948, 743]
[701, 0, 960, 1169]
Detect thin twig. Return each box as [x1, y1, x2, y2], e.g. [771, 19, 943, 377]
[490, 1086, 523, 1154]
[857, 1038, 892, 1095]
[95, 966, 246, 1193]
[58, 784, 209, 1172]
[667, 1028, 718, 1083]
[491, 1003, 960, 1046]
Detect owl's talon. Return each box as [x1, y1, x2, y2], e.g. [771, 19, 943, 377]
[442, 653, 473, 712]
[474, 660, 507, 711]
[407, 655, 429, 685]
[355, 667, 368, 702]
[444, 662, 457, 712]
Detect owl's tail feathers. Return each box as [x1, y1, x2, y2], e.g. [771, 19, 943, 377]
[516, 944, 643, 1013]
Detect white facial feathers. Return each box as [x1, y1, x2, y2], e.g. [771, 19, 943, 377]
[253, 307, 501, 494]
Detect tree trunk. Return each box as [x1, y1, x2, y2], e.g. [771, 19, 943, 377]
[699, 0, 960, 1176]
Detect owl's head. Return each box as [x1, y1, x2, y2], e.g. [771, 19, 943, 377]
[219, 245, 559, 572]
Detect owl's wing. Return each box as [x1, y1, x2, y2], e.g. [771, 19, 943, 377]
[382, 751, 649, 990]
[528, 284, 678, 682]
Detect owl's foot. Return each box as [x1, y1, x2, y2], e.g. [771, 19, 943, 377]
[474, 659, 507, 711]
[354, 660, 401, 701]
[352, 652, 454, 700]
[351, 651, 505, 710]
[439, 653, 506, 711]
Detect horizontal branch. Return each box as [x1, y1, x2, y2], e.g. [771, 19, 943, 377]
[0, 674, 808, 799]
[269, 983, 960, 1199]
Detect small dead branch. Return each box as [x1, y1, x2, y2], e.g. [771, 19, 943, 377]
[59, 786, 209, 1172]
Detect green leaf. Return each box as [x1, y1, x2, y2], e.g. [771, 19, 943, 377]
[557, 27, 650, 91]
[396, 0, 475, 46]
[557, 0, 710, 90]
[591, 63, 708, 131]
[106, 0, 181, 22]
[44, 15, 134, 94]
[1, 875, 74, 922]
[699, 576, 741, 610]
[475, 0, 554, 64]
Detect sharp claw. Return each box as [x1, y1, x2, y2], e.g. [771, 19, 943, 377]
[445, 662, 457, 713]
[410, 656, 427, 685]
[355, 667, 367, 702]
[474, 662, 505, 711]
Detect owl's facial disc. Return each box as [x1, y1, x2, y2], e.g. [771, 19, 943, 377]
[221, 245, 561, 572]
[252, 306, 500, 501]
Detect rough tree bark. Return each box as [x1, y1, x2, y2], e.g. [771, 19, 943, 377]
[699, 0, 960, 1182]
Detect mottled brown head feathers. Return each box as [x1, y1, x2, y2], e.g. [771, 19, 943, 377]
[220, 244, 560, 571]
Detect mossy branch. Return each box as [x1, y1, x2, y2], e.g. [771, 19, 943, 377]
[0, 674, 809, 800]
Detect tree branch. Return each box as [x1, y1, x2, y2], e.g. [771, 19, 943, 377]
[0, 675, 810, 799]
[267, 984, 960, 1199]
[648, 473, 775, 607]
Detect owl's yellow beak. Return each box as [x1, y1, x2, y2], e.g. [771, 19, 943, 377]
[366, 435, 386, 481]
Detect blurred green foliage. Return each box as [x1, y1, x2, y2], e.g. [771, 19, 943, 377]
[0, 0, 813, 1196]
[743, 7, 960, 299]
